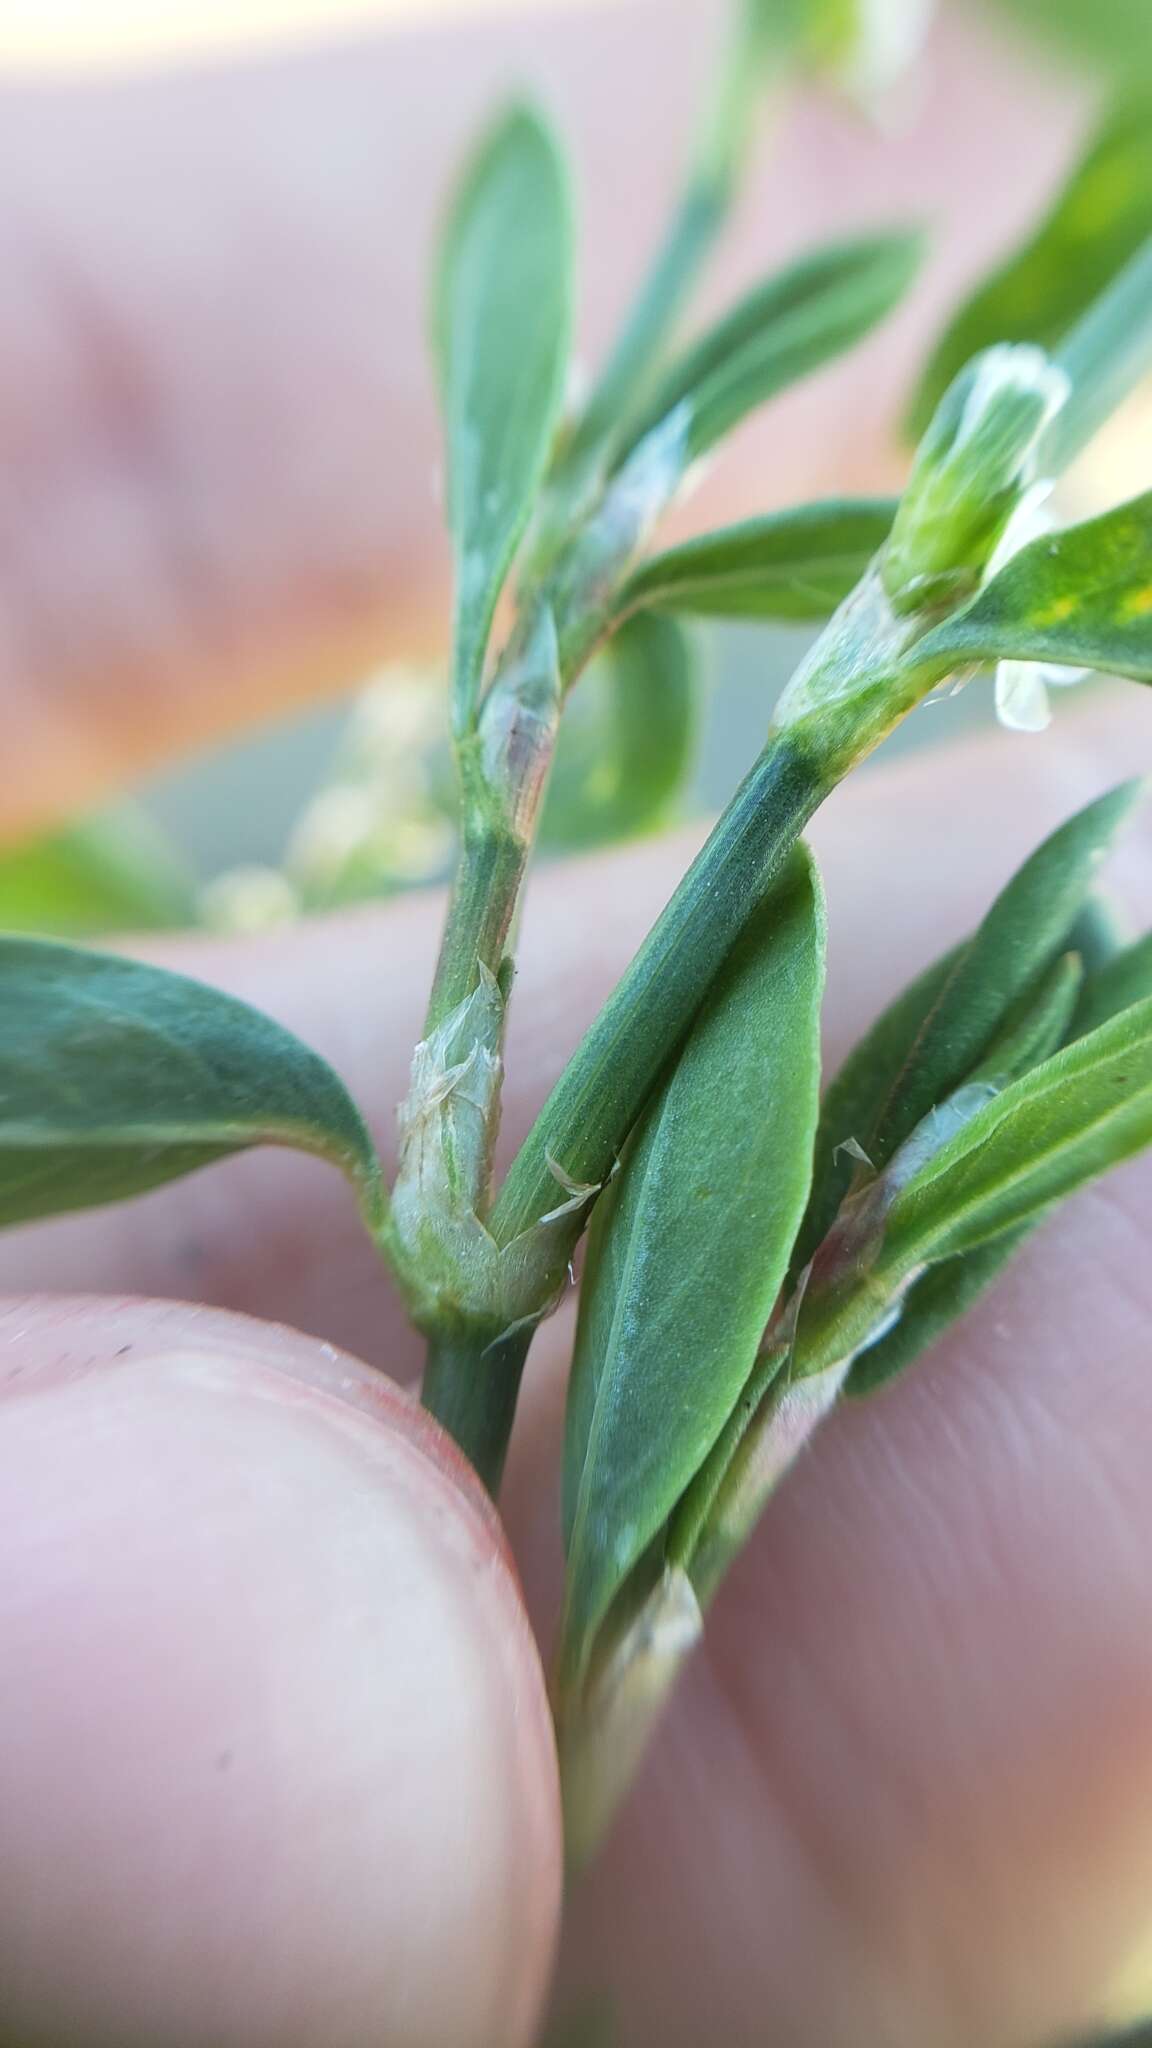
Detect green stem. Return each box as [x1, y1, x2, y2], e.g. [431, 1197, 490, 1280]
[560, 1, 779, 483]
[421, 1324, 534, 1495]
[424, 819, 527, 1035]
[491, 726, 831, 1248]
[565, 182, 729, 474]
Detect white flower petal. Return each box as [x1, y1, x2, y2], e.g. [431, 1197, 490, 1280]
[995, 661, 1053, 733]
[985, 479, 1056, 580]
[841, 0, 937, 99]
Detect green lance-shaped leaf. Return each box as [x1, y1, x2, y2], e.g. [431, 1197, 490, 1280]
[1075, 930, 1152, 1039]
[795, 996, 1152, 1378]
[618, 497, 897, 625]
[890, 995, 1152, 1262]
[0, 809, 197, 937]
[559, 846, 826, 1694]
[912, 492, 1152, 686]
[614, 231, 924, 472]
[669, 942, 1085, 1584]
[0, 939, 382, 1230]
[791, 943, 963, 1275]
[844, 948, 1086, 1397]
[558, 0, 898, 497]
[845, 1231, 1027, 1398]
[434, 104, 574, 725]
[862, 784, 1140, 1171]
[1066, 894, 1130, 981]
[559, 1, 777, 483]
[541, 613, 700, 854]
[908, 99, 1152, 441]
[795, 783, 1141, 1273]
[848, 921, 1152, 1400]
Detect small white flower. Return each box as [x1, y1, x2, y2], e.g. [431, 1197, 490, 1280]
[955, 354, 1071, 474]
[836, 0, 937, 102]
[985, 481, 1089, 733]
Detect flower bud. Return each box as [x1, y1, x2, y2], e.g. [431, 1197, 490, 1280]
[804, 0, 937, 102]
[883, 344, 1071, 616]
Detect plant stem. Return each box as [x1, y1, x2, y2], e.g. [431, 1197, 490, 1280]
[559, 0, 780, 481]
[421, 1324, 534, 1495]
[491, 726, 831, 1248]
[424, 813, 527, 1034]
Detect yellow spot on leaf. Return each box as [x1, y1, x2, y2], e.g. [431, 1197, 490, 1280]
[1033, 594, 1078, 627]
[1120, 584, 1152, 620]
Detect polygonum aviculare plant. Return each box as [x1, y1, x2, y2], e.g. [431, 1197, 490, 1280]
[4, 0, 1152, 1861]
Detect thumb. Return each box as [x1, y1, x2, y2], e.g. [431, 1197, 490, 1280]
[0, 1296, 560, 2048]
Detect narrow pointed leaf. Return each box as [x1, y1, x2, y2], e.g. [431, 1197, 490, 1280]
[844, 950, 1086, 1397]
[909, 100, 1152, 440]
[796, 784, 1139, 1276]
[968, 951, 1084, 1087]
[1066, 895, 1129, 980]
[1074, 930, 1152, 1039]
[912, 494, 1152, 686]
[1048, 235, 1152, 471]
[845, 1230, 1028, 1396]
[797, 998, 1152, 1377]
[864, 782, 1141, 1166]
[0, 939, 382, 1229]
[560, 847, 826, 1690]
[434, 105, 574, 722]
[619, 497, 896, 624]
[887, 997, 1152, 1261]
[792, 943, 963, 1274]
[616, 232, 923, 468]
[542, 614, 699, 853]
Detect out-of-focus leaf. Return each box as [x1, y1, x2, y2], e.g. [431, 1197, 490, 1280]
[542, 614, 699, 854]
[1066, 895, 1129, 980]
[987, 0, 1152, 76]
[433, 105, 573, 723]
[0, 810, 196, 937]
[909, 101, 1152, 440]
[560, 848, 825, 1692]
[616, 232, 924, 469]
[912, 493, 1152, 684]
[619, 498, 895, 624]
[1048, 237, 1152, 471]
[0, 939, 382, 1230]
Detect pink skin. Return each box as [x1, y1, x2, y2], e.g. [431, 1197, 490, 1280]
[3, 5, 1152, 2043]
[0, 1299, 560, 2048]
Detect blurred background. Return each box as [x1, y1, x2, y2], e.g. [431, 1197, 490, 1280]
[2, 0, 1151, 941]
